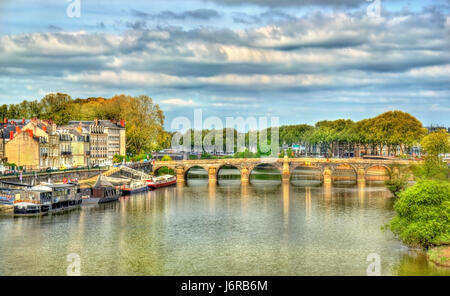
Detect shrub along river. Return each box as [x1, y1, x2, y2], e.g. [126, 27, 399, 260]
[0, 167, 449, 275]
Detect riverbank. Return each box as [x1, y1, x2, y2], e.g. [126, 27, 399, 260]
[428, 246, 450, 267]
[0, 205, 13, 213]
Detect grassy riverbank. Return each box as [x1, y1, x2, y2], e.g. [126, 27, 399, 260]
[428, 246, 450, 267]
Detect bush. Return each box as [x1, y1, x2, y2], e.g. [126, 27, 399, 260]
[131, 153, 152, 162]
[156, 167, 174, 176]
[389, 180, 450, 248]
[161, 155, 172, 161]
[412, 157, 449, 180]
[385, 166, 410, 197]
[113, 154, 125, 163]
[200, 152, 213, 159]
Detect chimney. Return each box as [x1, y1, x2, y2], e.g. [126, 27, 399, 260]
[15, 126, 21, 134]
[3, 118, 6, 124]
[43, 125, 47, 132]
[22, 118, 25, 125]
[27, 129, 33, 138]
[120, 120, 125, 128]
[9, 131, 13, 140]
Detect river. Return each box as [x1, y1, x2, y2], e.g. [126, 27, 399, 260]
[0, 168, 449, 276]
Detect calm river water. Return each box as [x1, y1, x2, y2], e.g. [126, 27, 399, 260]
[0, 168, 449, 276]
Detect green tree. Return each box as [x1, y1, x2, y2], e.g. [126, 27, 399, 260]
[389, 180, 450, 248]
[414, 129, 450, 180]
[385, 165, 411, 197]
[161, 155, 172, 161]
[122, 95, 165, 154]
[113, 154, 125, 163]
[40, 93, 74, 125]
[420, 129, 450, 157]
[370, 111, 426, 156]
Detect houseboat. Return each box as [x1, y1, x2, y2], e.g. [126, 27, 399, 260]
[121, 180, 149, 195]
[13, 183, 81, 217]
[147, 175, 177, 189]
[81, 175, 121, 204]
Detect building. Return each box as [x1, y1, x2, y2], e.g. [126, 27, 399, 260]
[5, 129, 47, 170]
[68, 119, 126, 165]
[3, 118, 126, 169]
[0, 119, 29, 162]
[22, 118, 51, 138]
[99, 120, 126, 162]
[69, 129, 90, 167]
[58, 130, 73, 167]
[0, 129, 5, 162]
[88, 120, 108, 166]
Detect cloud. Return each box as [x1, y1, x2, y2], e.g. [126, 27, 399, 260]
[48, 25, 62, 31]
[1, 6, 449, 125]
[205, 0, 363, 8]
[160, 98, 198, 106]
[131, 8, 220, 21]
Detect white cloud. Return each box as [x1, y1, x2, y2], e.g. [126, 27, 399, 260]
[160, 98, 198, 106]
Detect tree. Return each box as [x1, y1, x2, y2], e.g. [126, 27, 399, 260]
[370, 111, 426, 156]
[385, 165, 411, 197]
[40, 93, 74, 125]
[414, 129, 450, 180]
[389, 180, 450, 248]
[121, 95, 165, 154]
[161, 155, 172, 161]
[113, 154, 125, 163]
[421, 129, 450, 157]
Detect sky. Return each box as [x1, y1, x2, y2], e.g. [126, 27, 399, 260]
[0, 0, 449, 130]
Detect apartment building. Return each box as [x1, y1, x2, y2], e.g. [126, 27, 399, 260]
[2, 118, 126, 169]
[5, 129, 47, 170]
[88, 120, 108, 166]
[68, 119, 126, 165]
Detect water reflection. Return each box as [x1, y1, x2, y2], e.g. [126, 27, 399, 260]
[282, 182, 289, 227]
[0, 182, 448, 276]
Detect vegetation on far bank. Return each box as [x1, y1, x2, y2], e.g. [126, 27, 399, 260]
[2, 94, 434, 161]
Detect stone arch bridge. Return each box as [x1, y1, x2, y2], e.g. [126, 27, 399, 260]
[152, 156, 416, 185]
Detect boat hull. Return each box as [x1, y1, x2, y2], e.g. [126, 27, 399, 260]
[14, 201, 82, 217]
[81, 195, 120, 205]
[147, 178, 177, 189]
[121, 186, 149, 195]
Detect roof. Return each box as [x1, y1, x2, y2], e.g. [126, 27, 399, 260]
[93, 175, 114, 188]
[29, 185, 52, 192]
[67, 120, 124, 129]
[1, 123, 26, 139]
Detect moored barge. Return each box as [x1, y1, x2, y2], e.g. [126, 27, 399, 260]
[13, 183, 81, 217]
[81, 175, 121, 204]
[146, 175, 177, 189]
[121, 180, 149, 195]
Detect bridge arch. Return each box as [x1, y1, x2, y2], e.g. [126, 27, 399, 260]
[216, 164, 241, 182]
[365, 165, 391, 183]
[184, 165, 209, 180]
[153, 165, 176, 176]
[290, 163, 323, 185]
[332, 163, 358, 185]
[249, 163, 282, 184]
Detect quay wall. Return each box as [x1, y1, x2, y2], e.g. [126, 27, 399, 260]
[0, 163, 154, 185]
